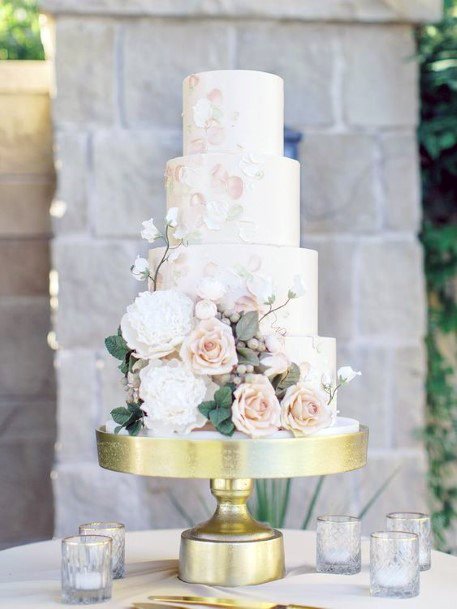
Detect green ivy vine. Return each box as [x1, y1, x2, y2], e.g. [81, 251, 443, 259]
[417, 0, 457, 552]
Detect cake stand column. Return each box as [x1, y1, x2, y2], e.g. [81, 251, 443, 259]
[179, 478, 285, 586]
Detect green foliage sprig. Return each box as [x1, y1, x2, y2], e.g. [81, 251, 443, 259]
[417, 0, 457, 552]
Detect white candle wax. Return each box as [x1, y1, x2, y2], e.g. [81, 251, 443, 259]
[326, 547, 352, 563]
[375, 566, 410, 588]
[74, 572, 103, 590]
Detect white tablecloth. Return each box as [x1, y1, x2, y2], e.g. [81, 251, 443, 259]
[0, 529, 456, 608]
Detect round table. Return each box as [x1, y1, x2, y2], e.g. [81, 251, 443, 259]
[0, 529, 455, 608]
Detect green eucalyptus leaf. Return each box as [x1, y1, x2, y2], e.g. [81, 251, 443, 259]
[235, 311, 259, 341]
[126, 419, 142, 436]
[236, 347, 260, 366]
[198, 401, 215, 419]
[119, 359, 129, 375]
[214, 385, 234, 409]
[209, 407, 232, 428]
[111, 407, 132, 426]
[105, 334, 129, 360]
[216, 418, 236, 436]
[277, 363, 300, 392]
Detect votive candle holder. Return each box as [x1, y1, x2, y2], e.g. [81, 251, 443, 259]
[79, 522, 125, 579]
[386, 512, 431, 571]
[61, 535, 112, 604]
[370, 531, 420, 599]
[316, 515, 361, 575]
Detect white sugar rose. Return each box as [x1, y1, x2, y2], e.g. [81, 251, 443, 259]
[131, 256, 149, 281]
[260, 352, 290, 378]
[232, 375, 281, 438]
[139, 360, 207, 435]
[180, 317, 237, 375]
[121, 290, 193, 360]
[141, 218, 161, 242]
[197, 276, 227, 302]
[195, 299, 218, 320]
[337, 366, 361, 384]
[281, 382, 332, 437]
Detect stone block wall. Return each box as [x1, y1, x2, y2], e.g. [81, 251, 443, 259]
[40, 0, 440, 536]
[0, 61, 55, 548]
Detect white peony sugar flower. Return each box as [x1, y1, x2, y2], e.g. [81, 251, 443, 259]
[139, 359, 207, 435]
[121, 290, 194, 360]
[337, 366, 362, 384]
[141, 218, 161, 242]
[131, 256, 150, 281]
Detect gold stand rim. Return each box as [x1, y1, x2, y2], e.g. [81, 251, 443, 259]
[96, 425, 368, 479]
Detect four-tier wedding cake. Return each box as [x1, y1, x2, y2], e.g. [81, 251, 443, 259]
[104, 70, 360, 438]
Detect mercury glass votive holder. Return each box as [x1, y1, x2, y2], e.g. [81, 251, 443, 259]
[62, 535, 112, 604]
[79, 522, 125, 579]
[370, 531, 420, 599]
[316, 515, 361, 574]
[386, 512, 432, 571]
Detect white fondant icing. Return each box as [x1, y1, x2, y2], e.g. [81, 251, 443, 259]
[149, 244, 318, 336]
[183, 70, 284, 156]
[165, 152, 300, 247]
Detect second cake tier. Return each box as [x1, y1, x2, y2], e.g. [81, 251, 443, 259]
[166, 152, 300, 247]
[149, 244, 318, 336]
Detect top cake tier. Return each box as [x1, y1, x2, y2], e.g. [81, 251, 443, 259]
[183, 70, 284, 156]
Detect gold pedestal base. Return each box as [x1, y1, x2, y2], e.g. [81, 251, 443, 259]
[96, 425, 368, 586]
[179, 479, 284, 586]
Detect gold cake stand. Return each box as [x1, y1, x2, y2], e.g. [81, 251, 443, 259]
[96, 426, 368, 586]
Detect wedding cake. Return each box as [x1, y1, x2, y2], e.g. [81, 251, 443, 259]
[104, 70, 360, 438]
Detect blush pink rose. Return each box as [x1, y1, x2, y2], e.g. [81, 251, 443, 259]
[281, 382, 332, 437]
[180, 318, 237, 376]
[232, 375, 281, 438]
[226, 175, 243, 199]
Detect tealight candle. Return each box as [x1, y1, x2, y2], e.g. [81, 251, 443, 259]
[316, 515, 361, 575]
[387, 512, 431, 571]
[370, 531, 419, 599]
[61, 535, 112, 604]
[74, 572, 103, 590]
[79, 522, 125, 579]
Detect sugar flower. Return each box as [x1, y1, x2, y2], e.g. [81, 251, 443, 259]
[195, 299, 218, 320]
[197, 276, 227, 302]
[141, 218, 161, 242]
[180, 317, 237, 376]
[232, 375, 281, 438]
[281, 382, 332, 437]
[139, 359, 207, 435]
[121, 290, 193, 360]
[337, 366, 362, 384]
[131, 256, 150, 281]
[166, 207, 179, 228]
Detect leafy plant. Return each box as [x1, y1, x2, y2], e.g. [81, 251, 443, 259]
[417, 0, 457, 552]
[0, 0, 44, 60]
